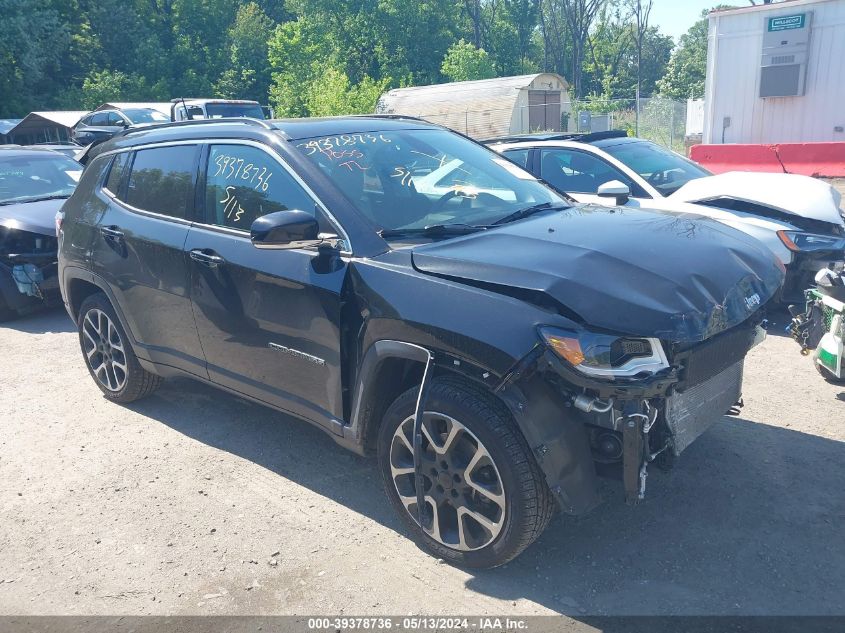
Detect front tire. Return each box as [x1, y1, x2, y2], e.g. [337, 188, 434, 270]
[77, 293, 162, 403]
[378, 376, 554, 568]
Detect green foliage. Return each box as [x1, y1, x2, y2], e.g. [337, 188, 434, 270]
[1, 0, 697, 123]
[304, 67, 390, 117]
[215, 2, 275, 101]
[79, 70, 141, 109]
[656, 12, 708, 100]
[0, 0, 69, 116]
[440, 40, 495, 82]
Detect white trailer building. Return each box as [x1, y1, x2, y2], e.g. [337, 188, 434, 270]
[703, 0, 845, 144]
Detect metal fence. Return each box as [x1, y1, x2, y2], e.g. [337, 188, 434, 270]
[414, 97, 690, 153]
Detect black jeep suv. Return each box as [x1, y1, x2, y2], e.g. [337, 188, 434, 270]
[58, 116, 783, 568]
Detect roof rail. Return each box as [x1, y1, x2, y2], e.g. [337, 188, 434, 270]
[358, 114, 426, 123]
[483, 129, 629, 144]
[113, 117, 276, 140]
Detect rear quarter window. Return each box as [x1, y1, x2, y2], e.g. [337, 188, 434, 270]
[104, 152, 129, 196]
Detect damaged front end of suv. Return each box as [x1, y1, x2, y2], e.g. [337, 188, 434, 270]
[406, 205, 784, 515]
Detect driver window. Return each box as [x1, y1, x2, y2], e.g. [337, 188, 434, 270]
[204, 145, 316, 231]
[540, 149, 630, 195]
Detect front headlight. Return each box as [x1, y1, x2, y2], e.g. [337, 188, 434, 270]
[777, 230, 845, 253]
[539, 326, 669, 378]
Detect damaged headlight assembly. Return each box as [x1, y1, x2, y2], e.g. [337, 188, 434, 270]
[777, 230, 845, 253]
[539, 326, 669, 379]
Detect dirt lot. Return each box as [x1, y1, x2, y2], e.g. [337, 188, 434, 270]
[0, 307, 843, 617]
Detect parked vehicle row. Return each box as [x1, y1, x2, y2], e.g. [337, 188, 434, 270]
[54, 116, 785, 568]
[68, 100, 270, 166]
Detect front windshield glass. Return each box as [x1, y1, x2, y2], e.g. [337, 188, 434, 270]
[123, 109, 169, 124]
[205, 104, 265, 119]
[601, 140, 711, 196]
[0, 153, 81, 204]
[295, 128, 565, 235]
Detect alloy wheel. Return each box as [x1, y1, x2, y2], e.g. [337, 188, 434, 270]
[81, 308, 128, 392]
[389, 412, 506, 551]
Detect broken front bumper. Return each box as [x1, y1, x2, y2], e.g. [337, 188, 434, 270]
[509, 324, 765, 512]
[0, 256, 60, 315]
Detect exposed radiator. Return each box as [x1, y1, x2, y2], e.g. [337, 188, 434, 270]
[665, 360, 743, 455]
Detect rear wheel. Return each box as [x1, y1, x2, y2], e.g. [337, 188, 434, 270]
[378, 376, 554, 568]
[77, 293, 162, 403]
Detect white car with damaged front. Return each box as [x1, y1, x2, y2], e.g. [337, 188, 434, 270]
[487, 134, 845, 302]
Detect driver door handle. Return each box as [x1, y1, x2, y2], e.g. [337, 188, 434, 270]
[189, 249, 226, 268]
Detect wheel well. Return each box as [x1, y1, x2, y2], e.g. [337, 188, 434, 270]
[361, 357, 425, 454]
[360, 359, 508, 455]
[67, 278, 103, 322]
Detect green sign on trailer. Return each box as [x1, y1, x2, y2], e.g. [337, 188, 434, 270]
[768, 14, 806, 32]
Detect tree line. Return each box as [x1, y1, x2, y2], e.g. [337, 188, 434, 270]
[0, 0, 716, 119]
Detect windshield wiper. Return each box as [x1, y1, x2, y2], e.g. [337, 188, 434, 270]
[492, 201, 570, 226]
[0, 194, 72, 206]
[379, 223, 487, 239]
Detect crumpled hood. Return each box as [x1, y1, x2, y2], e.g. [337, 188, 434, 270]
[0, 198, 65, 236]
[411, 206, 785, 343]
[670, 171, 845, 226]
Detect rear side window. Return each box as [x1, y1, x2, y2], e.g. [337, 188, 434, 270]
[125, 145, 198, 219]
[104, 152, 129, 196]
[204, 144, 314, 230]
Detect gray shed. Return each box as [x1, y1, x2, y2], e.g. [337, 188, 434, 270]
[3, 111, 88, 145]
[376, 73, 570, 139]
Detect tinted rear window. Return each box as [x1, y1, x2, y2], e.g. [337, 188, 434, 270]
[124, 145, 197, 219]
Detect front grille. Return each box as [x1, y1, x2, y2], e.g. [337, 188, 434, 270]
[678, 326, 755, 388]
[665, 360, 743, 455]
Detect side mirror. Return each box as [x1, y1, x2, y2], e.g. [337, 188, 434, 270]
[597, 180, 631, 206]
[250, 210, 339, 250]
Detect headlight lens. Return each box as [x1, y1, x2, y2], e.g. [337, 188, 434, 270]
[777, 230, 845, 253]
[539, 326, 669, 378]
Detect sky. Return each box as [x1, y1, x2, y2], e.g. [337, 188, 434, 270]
[650, 0, 719, 43]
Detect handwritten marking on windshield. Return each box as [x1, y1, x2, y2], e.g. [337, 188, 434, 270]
[339, 160, 369, 171]
[391, 167, 413, 186]
[297, 134, 392, 156]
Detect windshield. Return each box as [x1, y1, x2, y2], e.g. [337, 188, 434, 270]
[123, 109, 169, 124]
[601, 140, 711, 196]
[295, 128, 565, 236]
[0, 153, 81, 204]
[204, 103, 265, 119]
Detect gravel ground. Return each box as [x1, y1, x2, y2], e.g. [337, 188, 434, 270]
[0, 307, 843, 617]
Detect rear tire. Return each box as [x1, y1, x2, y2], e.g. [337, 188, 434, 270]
[377, 376, 554, 568]
[77, 293, 162, 403]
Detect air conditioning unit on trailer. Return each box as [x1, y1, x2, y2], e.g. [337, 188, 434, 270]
[759, 11, 813, 98]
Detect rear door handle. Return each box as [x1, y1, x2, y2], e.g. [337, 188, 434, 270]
[100, 225, 124, 241]
[189, 249, 226, 268]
